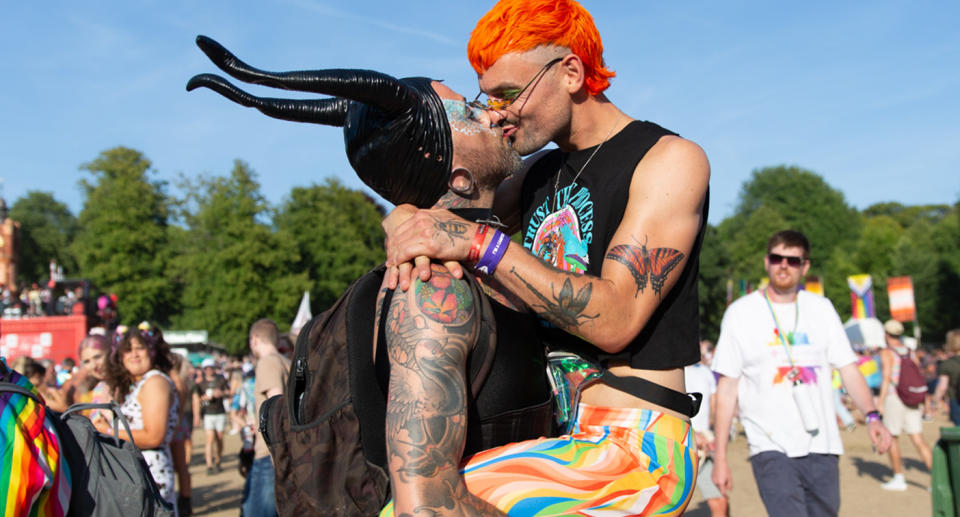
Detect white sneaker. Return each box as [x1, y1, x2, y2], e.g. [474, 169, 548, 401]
[882, 475, 908, 491]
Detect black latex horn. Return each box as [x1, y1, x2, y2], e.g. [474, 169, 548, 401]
[186, 35, 452, 208]
[186, 73, 350, 126]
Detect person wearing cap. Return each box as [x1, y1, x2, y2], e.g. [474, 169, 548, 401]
[711, 230, 892, 516]
[195, 356, 229, 474]
[188, 36, 553, 515]
[878, 318, 933, 490]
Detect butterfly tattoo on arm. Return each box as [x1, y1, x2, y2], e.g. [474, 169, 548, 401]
[606, 235, 685, 298]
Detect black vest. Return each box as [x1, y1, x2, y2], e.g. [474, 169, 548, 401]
[520, 120, 707, 370]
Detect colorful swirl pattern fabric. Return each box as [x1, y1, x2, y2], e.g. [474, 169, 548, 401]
[1, 363, 71, 517]
[381, 404, 697, 516]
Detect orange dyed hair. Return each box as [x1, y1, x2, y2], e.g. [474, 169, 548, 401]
[468, 0, 615, 96]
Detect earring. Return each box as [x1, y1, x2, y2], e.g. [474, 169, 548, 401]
[448, 167, 476, 196]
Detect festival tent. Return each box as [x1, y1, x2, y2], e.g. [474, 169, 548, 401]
[843, 317, 886, 349]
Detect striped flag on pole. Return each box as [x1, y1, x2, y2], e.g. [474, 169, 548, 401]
[887, 276, 916, 322]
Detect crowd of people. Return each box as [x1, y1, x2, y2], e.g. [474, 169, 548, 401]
[4, 319, 292, 517]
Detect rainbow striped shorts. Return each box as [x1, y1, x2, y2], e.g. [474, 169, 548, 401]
[381, 403, 697, 516]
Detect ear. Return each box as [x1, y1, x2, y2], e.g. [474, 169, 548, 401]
[559, 54, 586, 94]
[448, 167, 476, 196]
[801, 260, 811, 277]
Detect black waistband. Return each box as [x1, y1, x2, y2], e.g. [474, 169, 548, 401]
[599, 371, 702, 418]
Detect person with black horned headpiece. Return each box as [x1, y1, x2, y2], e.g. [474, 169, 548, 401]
[187, 35, 554, 515]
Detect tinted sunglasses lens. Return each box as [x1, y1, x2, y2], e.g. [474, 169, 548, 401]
[769, 253, 803, 267]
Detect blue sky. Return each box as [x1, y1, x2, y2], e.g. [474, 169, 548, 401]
[2, 1, 958, 225]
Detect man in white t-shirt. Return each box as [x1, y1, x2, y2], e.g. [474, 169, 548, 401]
[685, 339, 728, 517]
[711, 230, 892, 517]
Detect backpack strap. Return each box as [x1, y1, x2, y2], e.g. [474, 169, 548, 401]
[63, 401, 137, 449]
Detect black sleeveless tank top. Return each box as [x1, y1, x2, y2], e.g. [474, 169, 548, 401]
[520, 120, 708, 370]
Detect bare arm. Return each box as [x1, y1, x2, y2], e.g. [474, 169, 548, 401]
[193, 391, 202, 427]
[384, 265, 505, 516]
[711, 375, 738, 495]
[386, 137, 709, 352]
[95, 375, 172, 449]
[934, 374, 949, 405]
[878, 349, 893, 409]
[838, 362, 892, 454]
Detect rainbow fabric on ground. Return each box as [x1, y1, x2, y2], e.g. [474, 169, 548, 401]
[381, 404, 697, 516]
[1, 359, 71, 517]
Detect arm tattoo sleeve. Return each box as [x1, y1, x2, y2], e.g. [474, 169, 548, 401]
[384, 266, 500, 514]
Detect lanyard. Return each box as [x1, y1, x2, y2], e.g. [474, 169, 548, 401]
[762, 289, 800, 374]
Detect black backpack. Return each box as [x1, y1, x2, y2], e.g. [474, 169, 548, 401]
[1, 361, 174, 517]
[260, 266, 553, 516]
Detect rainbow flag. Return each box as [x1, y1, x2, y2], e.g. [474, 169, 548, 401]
[1, 359, 71, 516]
[847, 274, 875, 319]
[887, 276, 916, 322]
[803, 275, 824, 296]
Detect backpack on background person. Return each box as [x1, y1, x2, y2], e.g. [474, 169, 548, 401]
[896, 348, 928, 408]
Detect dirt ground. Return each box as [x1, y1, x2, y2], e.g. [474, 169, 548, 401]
[188, 412, 943, 516]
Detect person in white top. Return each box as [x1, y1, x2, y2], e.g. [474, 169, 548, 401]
[877, 319, 932, 491]
[711, 230, 892, 517]
[685, 339, 728, 517]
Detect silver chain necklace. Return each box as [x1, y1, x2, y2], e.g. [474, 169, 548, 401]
[552, 114, 624, 205]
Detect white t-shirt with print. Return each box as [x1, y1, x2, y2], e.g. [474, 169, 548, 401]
[712, 290, 857, 458]
[685, 362, 717, 433]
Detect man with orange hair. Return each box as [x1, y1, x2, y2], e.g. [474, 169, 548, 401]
[382, 0, 710, 514]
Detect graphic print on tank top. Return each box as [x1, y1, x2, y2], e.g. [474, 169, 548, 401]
[523, 182, 594, 274]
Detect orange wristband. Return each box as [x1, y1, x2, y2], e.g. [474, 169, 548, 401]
[469, 224, 488, 263]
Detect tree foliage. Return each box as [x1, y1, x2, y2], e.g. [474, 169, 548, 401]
[71, 147, 176, 325]
[8, 191, 78, 284]
[274, 178, 385, 313]
[10, 147, 958, 351]
[170, 161, 308, 354]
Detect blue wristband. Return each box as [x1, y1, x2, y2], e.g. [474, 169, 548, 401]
[474, 230, 509, 275]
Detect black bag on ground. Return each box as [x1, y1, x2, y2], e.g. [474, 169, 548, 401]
[261, 265, 554, 516]
[57, 401, 175, 517]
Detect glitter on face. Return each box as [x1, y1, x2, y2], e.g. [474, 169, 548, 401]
[442, 99, 496, 136]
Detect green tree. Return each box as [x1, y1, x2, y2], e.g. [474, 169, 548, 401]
[721, 165, 861, 270]
[71, 147, 176, 324]
[8, 191, 78, 284]
[891, 213, 960, 343]
[697, 224, 731, 341]
[171, 161, 308, 354]
[718, 165, 862, 313]
[274, 178, 385, 313]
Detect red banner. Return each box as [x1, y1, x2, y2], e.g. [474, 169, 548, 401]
[0, 315, 88, 363]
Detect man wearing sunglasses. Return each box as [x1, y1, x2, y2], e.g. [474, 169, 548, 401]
[710, 230, 892, 517]
[382, 0, 709, 513]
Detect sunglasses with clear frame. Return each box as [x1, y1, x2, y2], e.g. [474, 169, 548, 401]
[469, 57, 563, 111]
